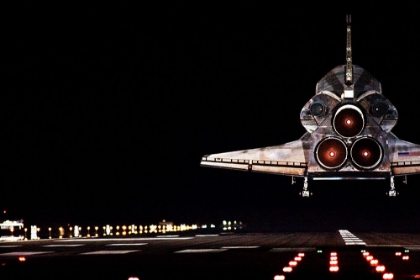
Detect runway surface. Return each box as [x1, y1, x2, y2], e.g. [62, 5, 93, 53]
[1, 229, 420, 280]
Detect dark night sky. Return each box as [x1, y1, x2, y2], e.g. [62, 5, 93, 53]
[2, 4, 420, 231]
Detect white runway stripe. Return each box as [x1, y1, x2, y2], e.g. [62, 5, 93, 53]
[106, 243, 147, 246]
[404, 245, 420, 251]
[339, 229, 366, 245]
[80, 250, 139, 255]
[0, 251, 53, 256]
[175, 249, 227, 253]
[43, 244, 85, 247]
[221, 246, 259, 249]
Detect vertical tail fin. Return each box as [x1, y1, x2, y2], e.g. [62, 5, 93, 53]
[345, 14, 353, 86]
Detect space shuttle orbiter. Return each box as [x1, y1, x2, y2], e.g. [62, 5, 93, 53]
[200, 15, 420, 197]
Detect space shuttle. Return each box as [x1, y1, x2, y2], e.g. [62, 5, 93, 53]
[200, 15, 420, 197]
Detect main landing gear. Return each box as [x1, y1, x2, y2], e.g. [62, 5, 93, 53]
[387, 176, 397, 197]
[298, 177, 313, 198]
[386, 175, 407, 197]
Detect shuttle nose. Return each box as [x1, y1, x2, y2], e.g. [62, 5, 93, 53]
[333, 104, 364, 138]
[315, 137, 348, 169]
[350, 137, 383, 169]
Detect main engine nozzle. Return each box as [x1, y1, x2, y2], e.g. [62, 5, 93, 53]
[350, 137, 383, 169]
[333, 104, 364, 138]
[315, 137, 348, 169]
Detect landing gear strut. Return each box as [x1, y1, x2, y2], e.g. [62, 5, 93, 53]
[299, 177, 312, 197]
[387, 176, 398, 197]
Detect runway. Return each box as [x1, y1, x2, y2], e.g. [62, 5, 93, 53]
[1, 229, 420, 279]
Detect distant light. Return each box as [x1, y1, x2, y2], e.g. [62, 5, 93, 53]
[330, 252, 337, 256]
[402, 255, 409, 260]
[128, 277, 140, 280]
[363, 252, 370, 257]
[294, 256, 302, 261]
[282, 266, 292, 273]
[18, 256, 26, 262]
[330, 256, 337, 261]
[273, 275, 285, 280]
[405, 249, 410, 253]
[329, 266, 339, 272]
[383, 272, 394, 279]
[366, 256, 373, 261]
[370, 259, 379, 266]
[298, 253, 305, 257]
[376, 265, 386, 272]
[395, 252, 402, 256]
[330, 260, 338, 265]
[317, 250, 323, 253]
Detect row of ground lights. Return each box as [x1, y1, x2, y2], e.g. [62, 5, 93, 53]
[362, 250, 393, 279]
[273, 252, 305, 279]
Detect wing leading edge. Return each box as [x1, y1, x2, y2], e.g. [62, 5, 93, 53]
[201, 133, 311, 177]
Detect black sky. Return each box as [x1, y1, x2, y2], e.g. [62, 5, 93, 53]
[2, 5, 420, 230]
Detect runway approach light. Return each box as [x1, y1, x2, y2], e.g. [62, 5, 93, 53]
[289, 261, 297, 266]
[329, 266, 339, 272]
[383, 272, 394, 279]
[376, 265, 386, 272]
[282, 266, 292, 273]
[329, 252, 339, 272]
